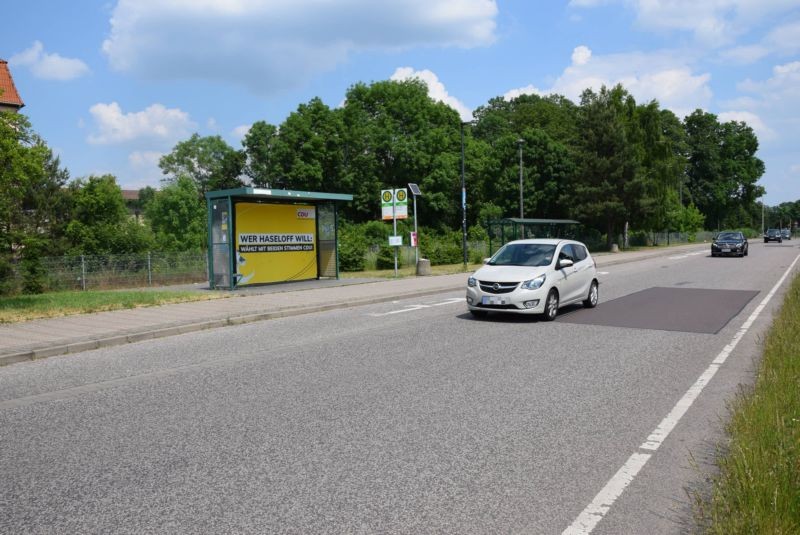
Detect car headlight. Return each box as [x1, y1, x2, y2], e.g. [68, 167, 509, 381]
[521, 274, 546, 290]
[468, 276, 477, 287]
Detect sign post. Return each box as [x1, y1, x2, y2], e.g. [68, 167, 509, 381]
[381, 188, 408, 277]
[408, 183, 422, 266]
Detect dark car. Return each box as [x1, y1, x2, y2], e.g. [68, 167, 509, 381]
[764, 228, 782, 243]
[712, 231, 748, 257]
[781, 229, 792, 240]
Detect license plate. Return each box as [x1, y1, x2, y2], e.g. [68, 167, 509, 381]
[482, 296, 506, 305]
[722, 248, 731, 252]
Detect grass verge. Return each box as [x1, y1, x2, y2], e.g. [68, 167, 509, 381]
[0, 290, 228, 323]
[694, 272, 800, 533]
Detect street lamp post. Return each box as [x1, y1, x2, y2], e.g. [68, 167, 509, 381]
[461, 122, 468, 269]
[517, 138, 524, 220]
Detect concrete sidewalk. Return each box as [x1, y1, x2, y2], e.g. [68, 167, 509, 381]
[0, 243, 707, 366]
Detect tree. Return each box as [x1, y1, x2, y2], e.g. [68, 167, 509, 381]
[144, 175, 207, 251]
[571, 85, 641, 247]
[65, 175, 153, 254]
[267, 98, 344, 192]
[339, 79, 463, 226]
[242, 121, 279, 187]
[159, 134, 245, 195]
[684, 111, 765, 229]
[0, 113, 48, 253]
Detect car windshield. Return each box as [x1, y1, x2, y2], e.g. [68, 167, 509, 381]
[487, 243, 556, 267]
[717, 232, 742, 240]
[768, 229, 780, 235]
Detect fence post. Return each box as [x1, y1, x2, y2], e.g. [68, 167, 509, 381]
[81, 255, 86, 291]
[147, 252, 152, 286]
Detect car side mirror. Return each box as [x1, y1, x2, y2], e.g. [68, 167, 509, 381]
[482, 258, 490, 264]
[558, 258, 574, 269]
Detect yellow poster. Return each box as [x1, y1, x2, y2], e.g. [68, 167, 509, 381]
[235, 203, 318, 285]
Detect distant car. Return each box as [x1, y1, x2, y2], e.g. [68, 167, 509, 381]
[764, 228, 782, 243]
[711, 231, 748, 257]
[781, 229, 792, 240]
[466, 239, 598, 321]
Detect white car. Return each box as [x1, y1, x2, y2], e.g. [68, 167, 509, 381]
[466, 239, 599, 320]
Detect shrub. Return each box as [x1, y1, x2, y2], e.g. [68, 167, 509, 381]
[376, 245, 399, 269]
[21, 239, 47, 294]
[338, 238, 366, 271]
[0, 255, 17, 296]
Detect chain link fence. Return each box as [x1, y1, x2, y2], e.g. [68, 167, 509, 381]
[9, 251, 209, 292]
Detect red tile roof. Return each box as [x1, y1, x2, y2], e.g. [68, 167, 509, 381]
[0, 60, 25, 109]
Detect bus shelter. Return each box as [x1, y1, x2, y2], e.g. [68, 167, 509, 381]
[206, 187, 353, 289]
[486, 218, 581, 256]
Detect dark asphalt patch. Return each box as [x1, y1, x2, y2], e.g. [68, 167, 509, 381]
[557, 287, 759, 334]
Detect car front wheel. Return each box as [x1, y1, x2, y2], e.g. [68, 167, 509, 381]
[543, 289, 559, 321]
[583, 280, 599, 308]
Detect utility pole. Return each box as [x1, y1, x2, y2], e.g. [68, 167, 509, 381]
[517, 138, 525, 219]
[461, 122, 468, 269]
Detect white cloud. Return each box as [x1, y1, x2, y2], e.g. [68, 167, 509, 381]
[232, 124, 252, 140]
[129, 150, 163, 168]
[571, 1, 800, 47]
[718, 110, 776, 139]
[503, 85, 544, 101]
[9, 41, 90, 80]
[103, 0, 498, 94]
[507, 49, 712, 117]
[87, 102, 196, 145]
[571, 45, 592, 65]
[738, 61, 800, 103]
[390, 67, 473, 121]
[721, 20, 800, 64]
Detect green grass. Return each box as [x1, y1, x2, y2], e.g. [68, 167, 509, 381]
[0, 290, 228, 323]
[694, 273, 800, 533]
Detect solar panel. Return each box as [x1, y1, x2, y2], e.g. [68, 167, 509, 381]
[408, 183, 422, 196]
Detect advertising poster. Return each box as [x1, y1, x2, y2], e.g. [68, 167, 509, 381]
[235, 203, 317, 285]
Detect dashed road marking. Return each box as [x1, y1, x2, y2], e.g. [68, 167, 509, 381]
[368, 298, 463, 317]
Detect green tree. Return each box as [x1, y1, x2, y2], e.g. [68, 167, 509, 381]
[242, 121, 279, 187]
[571, 85, 641, 248]
[159, 134, 245, 195]
[266, 98, 344, 193]
[65, 175, 154, 254]
[684, 111, 765, 229]
[339, 79, 463, 226]
[145, 176, 207, 251]
[0, 113, 49, 254]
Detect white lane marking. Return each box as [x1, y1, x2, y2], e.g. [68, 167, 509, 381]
[563, 453, 652, 535]
[597, 271, 610, 275]
[669, 249, 707, 260]
[563, 252, 800, 535]
[368, 298, 463, 317]
[431, 298, 464, 306]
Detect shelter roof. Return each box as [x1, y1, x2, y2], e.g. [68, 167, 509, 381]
[206, 187, 353, 202]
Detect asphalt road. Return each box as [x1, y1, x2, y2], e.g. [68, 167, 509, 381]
[1, 241, 799, 534]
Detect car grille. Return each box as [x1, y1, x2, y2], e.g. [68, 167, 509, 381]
[478, 281, 519, 294]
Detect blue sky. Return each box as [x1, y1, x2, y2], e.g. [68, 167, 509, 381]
[3, 0, 799, 205]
